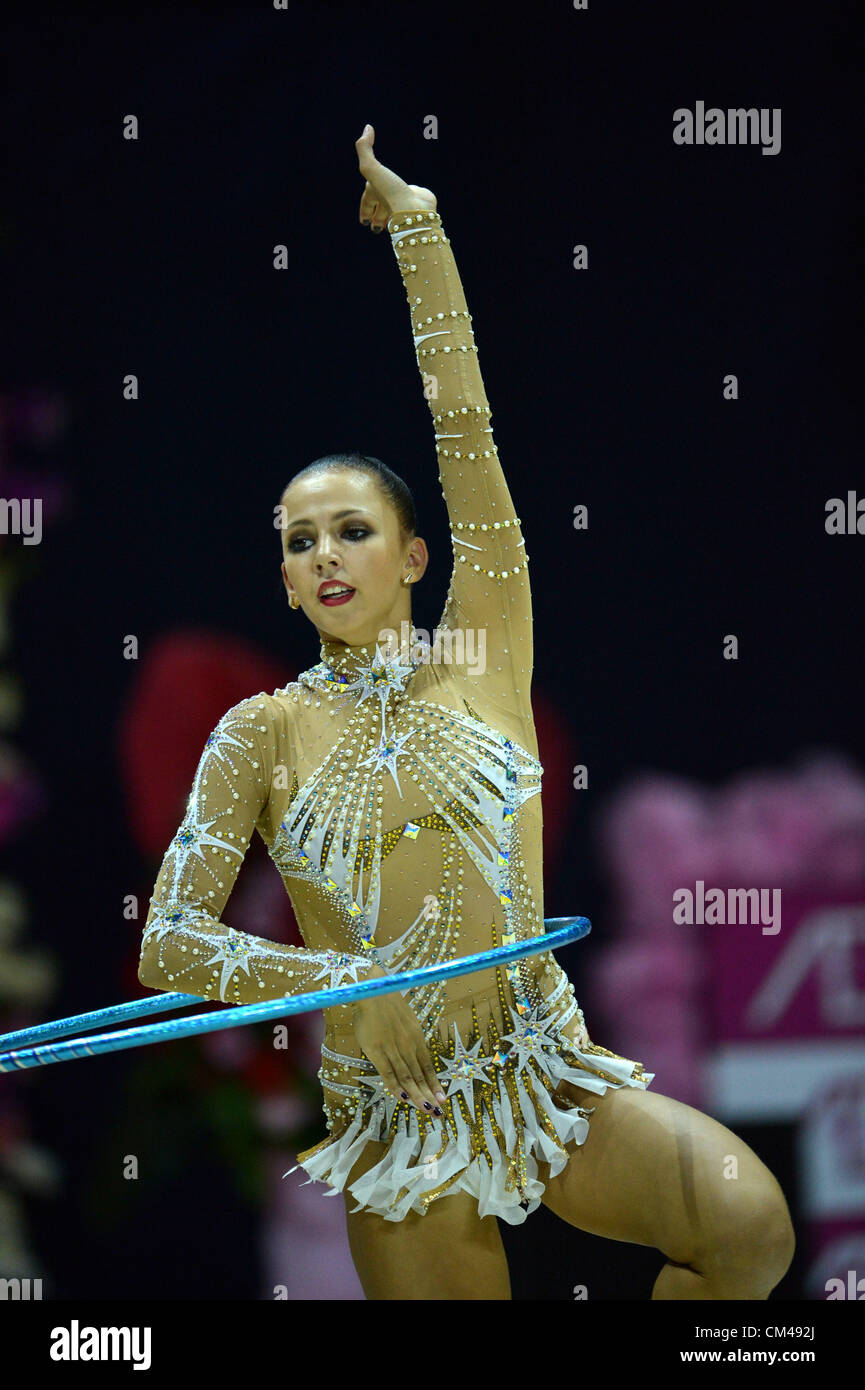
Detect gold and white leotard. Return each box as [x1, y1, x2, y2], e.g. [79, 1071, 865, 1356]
[138, 207, 654, 1224]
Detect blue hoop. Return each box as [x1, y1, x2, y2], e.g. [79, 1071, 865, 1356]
[0, 917, 590, 1073]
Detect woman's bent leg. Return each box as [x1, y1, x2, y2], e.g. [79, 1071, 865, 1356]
[537, 1083, 795, 1300]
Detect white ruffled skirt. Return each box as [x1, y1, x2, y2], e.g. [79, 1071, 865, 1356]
[284, 1002, 654, 1226]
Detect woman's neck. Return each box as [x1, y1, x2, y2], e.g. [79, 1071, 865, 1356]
[318, 631, 389, 674]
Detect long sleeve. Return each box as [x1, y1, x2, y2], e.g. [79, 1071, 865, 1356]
[137, 693, 379, 1007]
[387, 208, 533, 712]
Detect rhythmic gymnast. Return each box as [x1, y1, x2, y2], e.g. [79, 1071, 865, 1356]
[138, 124, 795, 1300]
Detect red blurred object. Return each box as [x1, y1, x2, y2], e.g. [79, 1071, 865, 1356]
[242, 1046, 294, 1096]
[532, 690, 578, 882]
[116, 630, 294, 859]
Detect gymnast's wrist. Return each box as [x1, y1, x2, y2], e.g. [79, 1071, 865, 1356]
[389, 205, 440, 226]
[351, 960, 389, 1014]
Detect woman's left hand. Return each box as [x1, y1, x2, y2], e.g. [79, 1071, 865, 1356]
[355, 123, 437, 232]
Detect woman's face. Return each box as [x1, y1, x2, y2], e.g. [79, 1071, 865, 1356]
[280, 469, 427, 647]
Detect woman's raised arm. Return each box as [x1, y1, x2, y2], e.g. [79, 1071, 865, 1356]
[356, 126, 533, 715]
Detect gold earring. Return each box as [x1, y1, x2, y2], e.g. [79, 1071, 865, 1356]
[288, 593, 300, 609]
[402, 574, 413, 586]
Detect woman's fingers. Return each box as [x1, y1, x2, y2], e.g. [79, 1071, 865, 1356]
[419, 1052, 447, 1108]
[364, 1044, 420, 1111]
[403, 1051, 443, 1116]
[359, 180, 382, 226]
[403, 1024, 446, 1112]
[392, 1056, 431, 1114]
[404, 1027, 446, 1113]
[359, 182, 388, 232]
[370, 1045, 443, 1116]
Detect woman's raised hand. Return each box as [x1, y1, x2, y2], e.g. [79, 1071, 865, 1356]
[355, 123, 437, 233]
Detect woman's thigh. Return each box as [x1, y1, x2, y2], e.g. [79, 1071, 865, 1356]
[537, 1081, 791, 1267]
[342, 1138, 512, 1300]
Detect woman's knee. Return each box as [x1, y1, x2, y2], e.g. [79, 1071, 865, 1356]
[695, 1169, 795, 1290]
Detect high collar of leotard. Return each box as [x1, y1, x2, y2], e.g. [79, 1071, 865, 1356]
[318, 634, 393, 676]
[317, 630, 431, 679]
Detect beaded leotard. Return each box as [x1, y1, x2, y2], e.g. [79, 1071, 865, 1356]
[138, 207, 654, 1223]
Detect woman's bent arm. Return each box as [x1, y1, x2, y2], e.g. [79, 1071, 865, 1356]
[137, 692, 380, 1007]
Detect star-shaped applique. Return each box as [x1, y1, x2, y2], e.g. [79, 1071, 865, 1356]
[357, 727, 414, 797]
[437, 1020, 496, 1111]
[302, 643, 421, 740]
[356, 1070, 402, 1114]
[309, 949, 368, 991]
[350, 646, 419, 741]
[203, 716, 253, 765]
[203, 927, 257, 997]
[172, 816, 241, 869]
[495, 1002, 565, 1081]
[144, 902, 195, 947]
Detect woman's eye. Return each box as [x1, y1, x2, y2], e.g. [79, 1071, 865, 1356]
[286, 526, 369, 553]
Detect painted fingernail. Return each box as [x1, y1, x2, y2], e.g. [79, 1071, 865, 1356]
[371, 225, 382, 233]
[423, 1101, 433, 1110]
[361, 218, 370, 225]
[433, 1106, 443, 1117]
[399, 1090, 409, 1100]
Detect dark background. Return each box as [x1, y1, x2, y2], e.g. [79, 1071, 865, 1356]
[4, 0, 863, 1298]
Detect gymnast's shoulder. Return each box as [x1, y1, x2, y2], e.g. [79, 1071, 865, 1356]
[215, 686, 298, 748]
